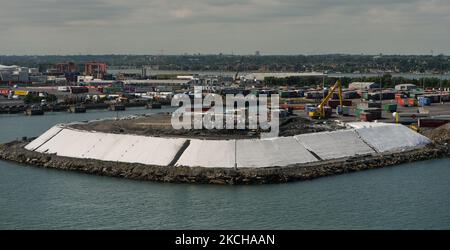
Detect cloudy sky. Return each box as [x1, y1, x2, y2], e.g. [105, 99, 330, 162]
[0, 0, 449, 55]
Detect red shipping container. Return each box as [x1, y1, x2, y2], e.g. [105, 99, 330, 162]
[397, 98, 408, 107]
[280, 104, 289, 109]
[0, 89, 9, 95]
[280, 104, 305, 110]
[408, 98, 417, 106]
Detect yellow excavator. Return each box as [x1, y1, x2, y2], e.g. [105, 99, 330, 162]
[308, 79, 343, 119]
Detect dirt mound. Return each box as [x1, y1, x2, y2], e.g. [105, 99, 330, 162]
[69, 113, 345, 139]
[423, 123, 450, 143]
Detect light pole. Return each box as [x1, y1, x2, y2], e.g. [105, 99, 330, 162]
[234, 139, 237, 170]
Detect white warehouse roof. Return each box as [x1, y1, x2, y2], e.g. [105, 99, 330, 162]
[123, 79, 192, 85]
[243, 72, 325, 81]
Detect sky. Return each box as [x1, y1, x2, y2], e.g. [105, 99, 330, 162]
[0, 0, 449, 55]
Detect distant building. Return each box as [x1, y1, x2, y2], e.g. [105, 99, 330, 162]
[77, 76, 115, 86]
[177, 75, 196, 80]
[77, 75, 94, 83]
[348, 82, 380, 90]
[0, 65, 18, 82]
[123, 79, 192, 92]
[395, 83, 417, 91]
[28, 68, 40, 75]
[29, 75, 47, 83]
[123, 79, 192, 87]
[17, 68, 29, 82]
[141, 65, 160, 77]
[243, 72, 325, 83]
[0, 65, 30, 83]
[56, 62, 76, 74]
[85, 62, 107, 77]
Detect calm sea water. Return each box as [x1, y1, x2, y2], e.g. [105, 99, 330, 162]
[0, 108, 449, 229]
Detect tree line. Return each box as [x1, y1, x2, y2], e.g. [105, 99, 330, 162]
[264, 75, 450, 89]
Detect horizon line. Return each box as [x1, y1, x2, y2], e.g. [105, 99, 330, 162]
[0, 53, 448, 57]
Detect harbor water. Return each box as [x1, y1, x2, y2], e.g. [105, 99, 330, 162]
[0, 108, 449, 229]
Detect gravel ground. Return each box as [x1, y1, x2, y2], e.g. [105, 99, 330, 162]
[422, 123, 450, 144]
[69, 113, 346, 139]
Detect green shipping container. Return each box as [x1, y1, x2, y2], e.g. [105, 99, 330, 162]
[103, 87, 123, 94]
[355, 107, 370, 117]
[383, 103, 397, 112]
[362, 92, 369, 100]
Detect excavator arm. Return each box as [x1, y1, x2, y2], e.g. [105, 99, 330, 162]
[310, 79, 343, 119]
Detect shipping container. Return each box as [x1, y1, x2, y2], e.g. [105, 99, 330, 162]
[362, 92, 369, 100]
[70, 86, 89, 94]
[305, 91, 323, 99]
[102, 86, 123, 94]
[328, 99, 352, 109]
[0, 89, 10, 95]
[280, 104, 304, 110]
[397, 98, 409, 107]
[13, 90, 28, 96]
[336, 105, 350, 116]
[355, 107, 370, 117]
[367, 92, 396, 101]
[408, 98, 417, 107]
[360, 112, 373, 122]
[57, 86, 70, 92]
[280, 91, 300, 98]
[367, 108, 382, 119]
[383, 103, 397, 112]
[418, 97, 431, 106]
[358, 101, 381, 109]
[304, 104, 316, 113]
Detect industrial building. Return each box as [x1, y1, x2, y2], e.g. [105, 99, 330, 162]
[0, 65, 36, 83]
[395, 83, 417, 91]
[348, 82, 381, 90]
[242, 72, 325, 82]
[123, 79, 192, 90]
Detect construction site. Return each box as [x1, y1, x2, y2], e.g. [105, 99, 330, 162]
[1, 79, 449, 184]
[1, 70, 450, 184]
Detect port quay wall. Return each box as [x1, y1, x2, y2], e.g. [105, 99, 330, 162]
[1, 123, 448, 184]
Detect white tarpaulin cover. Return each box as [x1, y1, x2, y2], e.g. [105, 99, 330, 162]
[175, 139, 236, 168]
[346, 122, 392, 129]
[236, 137, 318, 168]
[33, 127, 186, 166]
[26, 122, 431, 168]
[354, 123, 431, 152]
[24, 125, 64, 151]
[295, 130, 375, 160]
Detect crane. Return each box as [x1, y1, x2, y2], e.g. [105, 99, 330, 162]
[308, 79, 343, 119]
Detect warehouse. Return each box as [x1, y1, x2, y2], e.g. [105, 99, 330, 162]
[395, 83, 417, 91]
[348, 82, 380, 90]
[122, 79, 192, 91]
